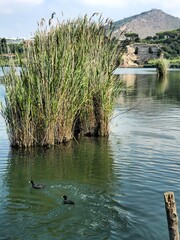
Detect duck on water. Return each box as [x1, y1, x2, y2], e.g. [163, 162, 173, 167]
[62, 195, 75, 205]
[28, 181, 75, 205]
[29, 180, 45, 189]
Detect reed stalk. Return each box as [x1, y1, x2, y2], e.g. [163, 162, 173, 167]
[1, 14, 123, 147]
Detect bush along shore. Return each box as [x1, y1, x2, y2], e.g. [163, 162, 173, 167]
[155, 59, 169, 78]
[144, 58, 180, 69]
[1, 14, 123, 148]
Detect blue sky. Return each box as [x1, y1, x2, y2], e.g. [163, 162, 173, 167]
[0, 0, 179, 39]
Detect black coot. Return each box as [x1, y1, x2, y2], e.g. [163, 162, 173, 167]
[62, 195, 75, 205]
[29, 180, 45, 189]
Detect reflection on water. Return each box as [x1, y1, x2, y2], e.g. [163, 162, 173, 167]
[1, 139, 129, 240]
[0, 68, 180, 239]
[119, 69, 180, 103]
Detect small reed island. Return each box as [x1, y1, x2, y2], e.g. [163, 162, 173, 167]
[1, 14, 123, 148]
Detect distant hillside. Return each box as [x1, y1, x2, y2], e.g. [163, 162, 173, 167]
[112, 9, 180, 39]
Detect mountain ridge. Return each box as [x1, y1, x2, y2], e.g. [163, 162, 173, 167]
[112, 9, 180, 39]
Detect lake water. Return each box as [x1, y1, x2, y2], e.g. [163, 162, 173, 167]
[0, 68, 180, 239]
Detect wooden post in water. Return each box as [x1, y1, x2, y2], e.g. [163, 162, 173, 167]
[164, 192, 179, 240]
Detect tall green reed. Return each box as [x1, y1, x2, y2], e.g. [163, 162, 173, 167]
[1, 14, 123, 147]
[156, 58, 169, 78]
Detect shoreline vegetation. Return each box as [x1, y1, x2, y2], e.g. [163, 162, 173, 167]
[144, 58, 180, 69]
[1, 52, 179, 69]
[1, 59, 179, 68]
[155, 59, 169, 78]
[0, 14, 123, 148]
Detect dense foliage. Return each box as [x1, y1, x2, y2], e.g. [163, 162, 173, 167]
[0, 38, 23, 54]
[143, 28, 180, 59]
[155, 59, 169, 77]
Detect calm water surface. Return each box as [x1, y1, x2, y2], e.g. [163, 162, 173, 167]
[0, 68, 180, 239]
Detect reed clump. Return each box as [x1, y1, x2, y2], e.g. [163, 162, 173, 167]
[1, 14, 123, 147]
[156, 58, 169, 78]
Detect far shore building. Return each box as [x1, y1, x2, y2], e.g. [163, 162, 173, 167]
[5, 38, 25, 44]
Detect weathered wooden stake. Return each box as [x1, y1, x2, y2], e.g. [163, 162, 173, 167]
[164, 192, 179, 240]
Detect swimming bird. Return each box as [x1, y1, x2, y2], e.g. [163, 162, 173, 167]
[62, 195, 75, 205]
[29, 180, 45, 189]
